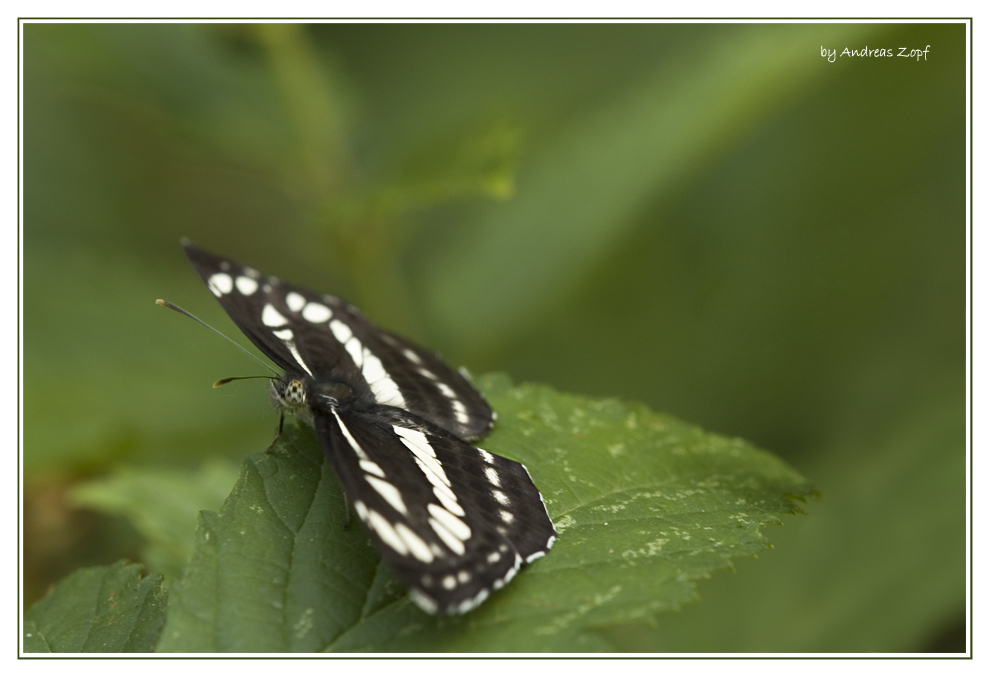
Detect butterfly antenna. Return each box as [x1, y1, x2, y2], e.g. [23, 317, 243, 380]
[156, 299, 280, 377]
[213, 375, 277, 388]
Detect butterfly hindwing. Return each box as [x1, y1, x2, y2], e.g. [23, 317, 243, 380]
[314, 405, 555, 615]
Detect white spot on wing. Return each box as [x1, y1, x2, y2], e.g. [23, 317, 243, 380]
[485, 467, 501, 487]
[428, 503, 471, 540]
[429, 517, 466, 555]
[208, 272, 233, 297]
[394, 427, 432, 455]
[235, 275, 258, 295]
[409, 455, 436, 486]
[442, 575, 456, 590]
[332, 411, 368, 460]
[526, 550, 547, 564]
[359, 460, 385, 477]
[344, 338, 364, 368]
[395, 523, 433, 563]
[262, 304, 288, 327]
[361, 349, 406, 407]
[434, 486, 465, 516]
[493, 490, 510, 506]
[302, 302, 332, 323]
[408, 590, 437, 614]
[368, 510, 407, 556]
[426, 470, 456, 505]
[454, 589, 489, 614]
[401, 439, 450, 488]
[330, 319, 353, 343]
[365, 475, 407, 515]
[269, 327, 312, 375]
[287, 345, 312, 375]
[393, 426, 472, 524]
[403, 348, 422, 364]
[478, 449, 494, 464]
[451, 399, 470, 424]
[494, 556, 522, 590]
[286, 292, 306, 312]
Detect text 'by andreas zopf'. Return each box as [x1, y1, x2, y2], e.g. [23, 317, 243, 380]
[820, 45, 931, 63]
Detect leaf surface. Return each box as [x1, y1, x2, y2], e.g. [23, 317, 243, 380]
[158, 374, 815, 652]
[24, 562, 166, 653]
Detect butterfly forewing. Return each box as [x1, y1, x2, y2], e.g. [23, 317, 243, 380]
[315, 406, 555, 615]
[182, 241, 493, 439]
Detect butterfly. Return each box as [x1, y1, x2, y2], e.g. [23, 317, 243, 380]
[179, 240, 555, 615]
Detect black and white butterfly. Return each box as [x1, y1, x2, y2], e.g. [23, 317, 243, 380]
[180, 240, 555, 615]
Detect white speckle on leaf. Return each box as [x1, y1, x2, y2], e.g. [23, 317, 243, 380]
[293, 608, 315, 639]
[533, 585, 623, 636]
[621, 538, 669, 561]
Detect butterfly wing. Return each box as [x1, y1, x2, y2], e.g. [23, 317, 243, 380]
[314, 406, 556, 615]
[364, 328, 494, 441]
[182, 240, 493, 439]
[181, 240, 553, 614]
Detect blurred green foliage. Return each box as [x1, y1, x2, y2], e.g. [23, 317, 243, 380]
[23, 22, 965, 652]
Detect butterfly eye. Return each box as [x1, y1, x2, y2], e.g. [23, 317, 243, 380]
[282, 379, 307, 406]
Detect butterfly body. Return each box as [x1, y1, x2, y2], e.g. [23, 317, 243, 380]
[180, 240, 555, 615]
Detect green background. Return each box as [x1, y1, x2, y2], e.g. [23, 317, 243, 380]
[22, 22, 966, 652]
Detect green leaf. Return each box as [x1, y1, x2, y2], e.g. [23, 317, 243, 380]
[156, 420, 379, 653]
[157, 374, 814, 652]
[23, 562, 167, 653]
[70, 460, 242, 582]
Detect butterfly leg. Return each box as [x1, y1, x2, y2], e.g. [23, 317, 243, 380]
[263, 413, 285, 454]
